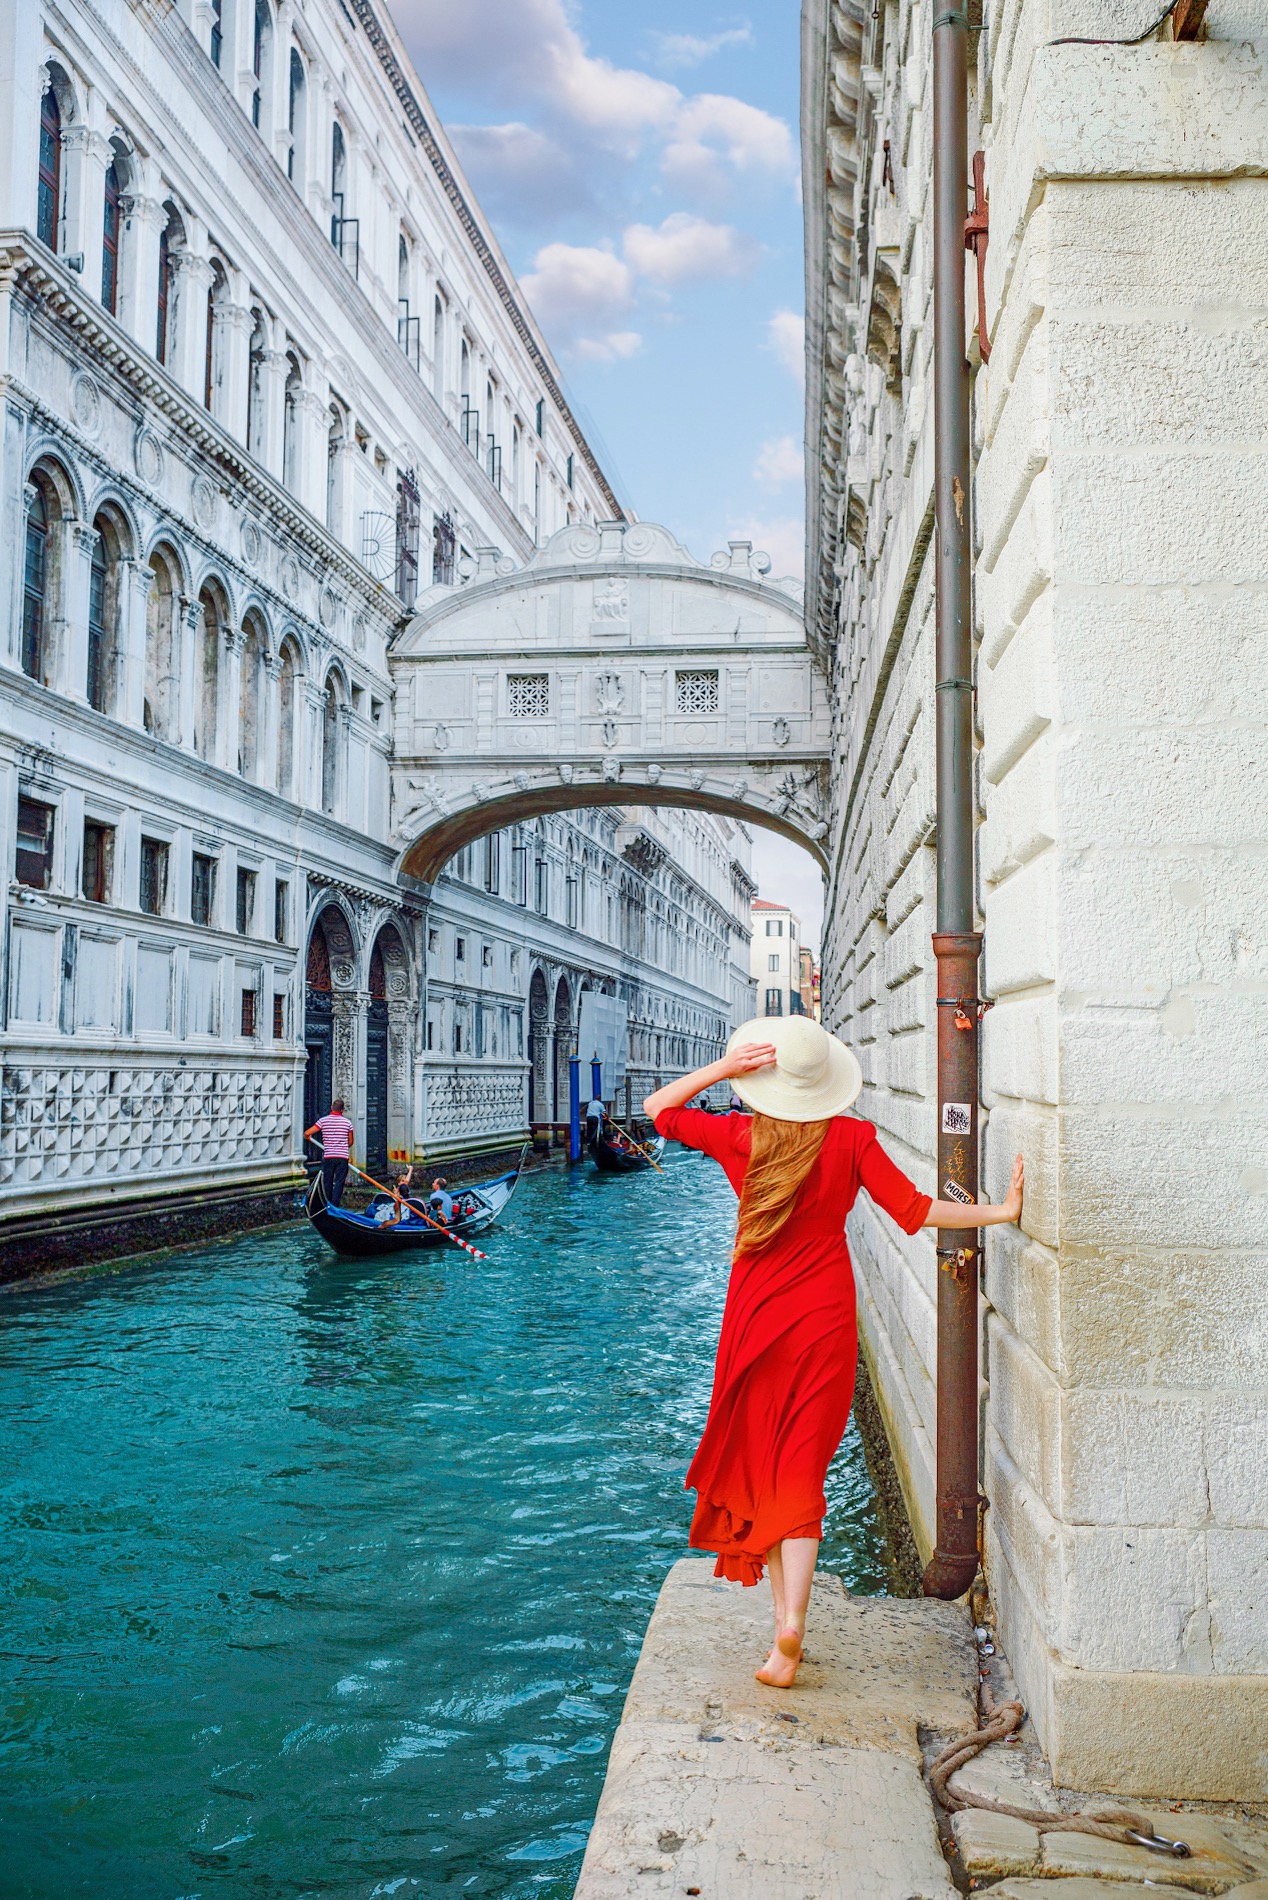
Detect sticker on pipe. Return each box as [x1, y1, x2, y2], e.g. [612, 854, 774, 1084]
[942, 1180, 974, 1205]
[941, 1102, 972, 1134]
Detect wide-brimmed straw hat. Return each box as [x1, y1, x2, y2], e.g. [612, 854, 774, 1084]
[726, 1015, 863, 1123]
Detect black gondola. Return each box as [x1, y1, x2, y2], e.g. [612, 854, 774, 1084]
[305, 1147, 529, 1257]
[588, 1126, 666, 1174]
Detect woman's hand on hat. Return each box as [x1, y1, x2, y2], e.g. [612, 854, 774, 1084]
[724, 1041, 778, 1078]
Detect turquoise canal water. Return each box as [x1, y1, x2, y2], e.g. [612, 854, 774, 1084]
[1, 1146, 893, 1899]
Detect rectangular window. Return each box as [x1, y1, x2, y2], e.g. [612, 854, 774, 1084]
[675, 669, 720, 714]
[565, 876, 578, 929]
[511, 841, 527, 905]
[534, 856, 548, 915]
[140, 837, 168, 916]
[566, 451, 574, 490]
[767, 953, 780, 972]
[481, 944, 493, 969]
[475, 1006, 485, 1058]
[240, 988, 257, 1037]
[274, 879, 289, 945]
[507, 673, 549, 719]
[236, 867, 256, 935]
[15, 798, 55, 891]
[454, 1021, 464, 1054]
[535, 398, 544, 437]
[425, 1019, 435, 1051]
[272, 993, 286, 1039]
[455, 936, 466, 963]
[191, 852, 216, 927]
[765, 988, 784, 1015]
[428, 927, 439, 955]
[82, 820, 114, 904]
[483, 831, 500, 893]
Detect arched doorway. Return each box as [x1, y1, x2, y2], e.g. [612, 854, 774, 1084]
[365, 937, 389, 1177]
[303, 916, 333, 1151]
[552, 974, 572, 1123]
[527, 968, 549, 1126]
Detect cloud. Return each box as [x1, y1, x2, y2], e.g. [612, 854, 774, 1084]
[726, 515, 805, 580]
[573, 331, 643, 362]
[447, 122, 585, 222]
[521, 242, 635, 331]
[662, 93, 795, 198]
[652, 24, 754, 71]
[766, 309, 806, 383]
[752, 435, 803, 487]
[396, 0, 791, 191]
[622, 213, 758, 286]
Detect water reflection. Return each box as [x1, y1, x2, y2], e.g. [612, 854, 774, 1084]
[0, 1148, 892, 1898]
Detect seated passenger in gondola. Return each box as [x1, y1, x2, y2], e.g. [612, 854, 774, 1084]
[429, 1177, 455, 1224]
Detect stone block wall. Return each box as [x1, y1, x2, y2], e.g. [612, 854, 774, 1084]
[808, 0, 1268, 1797]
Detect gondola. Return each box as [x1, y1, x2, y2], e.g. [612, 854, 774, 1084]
[588, 1126, 666, 1174]
[304, 1146, 529, 1258]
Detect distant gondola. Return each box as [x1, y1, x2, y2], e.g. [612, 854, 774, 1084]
[305, 1147, 529, 1257]
[588, 1126, 666, 1174]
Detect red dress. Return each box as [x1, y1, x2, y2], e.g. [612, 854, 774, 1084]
[654, 1108, 931, 1585]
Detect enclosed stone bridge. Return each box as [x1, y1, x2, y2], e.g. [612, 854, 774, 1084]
[389, 522, 828, 881]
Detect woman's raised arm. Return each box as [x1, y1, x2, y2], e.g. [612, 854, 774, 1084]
[924, 1154, 1024, 1229]
[643, 1042, 777, 1123]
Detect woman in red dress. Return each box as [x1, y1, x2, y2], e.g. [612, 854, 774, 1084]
[644, 1016, 1023, 1689]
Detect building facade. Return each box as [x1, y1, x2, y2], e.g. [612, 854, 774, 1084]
[805, 0, 1268, 1796]
[750, 898, 807, 1018]
[0, 0, 747, 1253]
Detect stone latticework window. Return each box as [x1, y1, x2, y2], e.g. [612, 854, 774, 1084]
[507, 673, 549, 719]
[675, 670, 719, 714]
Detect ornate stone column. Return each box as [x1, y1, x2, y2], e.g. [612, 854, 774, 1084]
[331, 989, 367, 1130]
[118, 171, 164, 348]
[218, 625, 243, 774]
[59, 122, 110, 293]
[119, 559, 149, 728]
[387, 997, 413, 1161]
[256, 338, 288, 480]
[218, 296, 253, 441]
[259, 651, 281, 791]
[295, 383, 331, 521]
[168, 242, 214, 403]
[301, 681, 325, 808]
[177, 596, 202, 753]
[60, 520, 97, 704]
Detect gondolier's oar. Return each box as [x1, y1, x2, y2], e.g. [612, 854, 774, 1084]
[344, 1159, 491, 1261]
[601, 1117, 665, 1175]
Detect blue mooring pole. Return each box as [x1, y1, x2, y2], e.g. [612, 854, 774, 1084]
[590, 1058, 602, 1112]
[568, 1055, 581, 1163]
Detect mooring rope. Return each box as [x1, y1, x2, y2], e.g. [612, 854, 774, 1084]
[928, 1679, 1207, 1862]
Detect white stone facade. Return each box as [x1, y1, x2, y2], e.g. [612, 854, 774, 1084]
[750, 899, 806, 1019]
[0, 0, 750, 1229]
[805, 0, 1268, 1796]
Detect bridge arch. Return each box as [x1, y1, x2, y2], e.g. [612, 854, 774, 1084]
[390, 522, 828, 882]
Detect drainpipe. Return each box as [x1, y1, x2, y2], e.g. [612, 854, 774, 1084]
[923, 3, 983, 1602]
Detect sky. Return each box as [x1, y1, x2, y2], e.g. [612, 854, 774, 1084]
[392, 0, 825, 953]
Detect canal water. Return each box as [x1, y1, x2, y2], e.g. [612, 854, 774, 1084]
[1, 1146, 893, 1900]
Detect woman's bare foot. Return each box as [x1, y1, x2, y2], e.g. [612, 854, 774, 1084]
[755, 1626, 802, 1688]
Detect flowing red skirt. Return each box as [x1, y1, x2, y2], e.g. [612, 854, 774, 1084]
[685, 1226, 858, 1585]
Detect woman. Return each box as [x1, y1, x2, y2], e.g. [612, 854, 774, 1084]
[644, 1016, 1023, 1690]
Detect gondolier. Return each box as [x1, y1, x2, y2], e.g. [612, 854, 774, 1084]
[304, 1098, 356, 1206]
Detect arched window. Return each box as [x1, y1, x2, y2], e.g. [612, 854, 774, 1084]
[204, 275, 216, 408]
[37, 87, 61, 252]
[144, 548, 180, 740]
[287, 49, 305, 182]
[247, 309, 266, 458]
[251, 0, 272, 130]
[432, 294, 445, 398]
[277, 639, 300, 797]
[239, 614, 264, 779]
[22, 480, 51, 681]
[156, 216, 171, 362]
[194, 585, 222, 761]
[87, 513, 126, 715]
[320, 675, 340, 813]
[283, 351, 302, 492]
[210, 0, 223, 67]
[326, 402, 345, 533]
[101, 159, 122, 313]
[330, 120, 346, 249]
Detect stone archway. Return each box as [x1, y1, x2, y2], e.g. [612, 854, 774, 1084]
[368, 921, 414, 1169]
[528, 967, 549, 1128]
[303, 902, 359, 1150]
[390, 521, 829, 883]
[552, 973, 573, 1125]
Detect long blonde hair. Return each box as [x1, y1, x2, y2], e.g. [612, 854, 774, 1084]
[733, 1113, 831, 1260]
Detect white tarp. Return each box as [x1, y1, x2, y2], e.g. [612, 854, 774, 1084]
[576, 992, 628, 1088]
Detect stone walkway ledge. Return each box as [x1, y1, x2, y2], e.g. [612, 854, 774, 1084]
[574, 1559, 1268, 1900]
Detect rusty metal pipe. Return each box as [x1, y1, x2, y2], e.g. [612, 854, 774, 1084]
[923, 4, 982, 1602]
